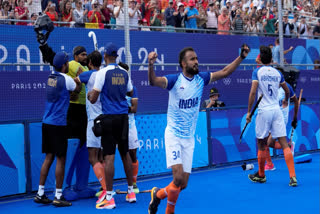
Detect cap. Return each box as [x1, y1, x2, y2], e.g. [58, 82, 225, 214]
[209, 87, 219, 97]
[91, 0, 98, 5]
[169, 0, 173, 3]
[53, 51, 69, 69]
[257, 6, 262, 10]
[215, 1, 220, 5]
[104, 42, 118, 57]
[226, 0, 231, 3]
[177, 2, 184, 7]
[188, 0, 195, 7]
[142, 18, 148, 22]
[50, 3, 56, 7]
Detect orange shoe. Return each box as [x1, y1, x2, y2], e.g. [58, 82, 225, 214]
[96, 198, 116, 209]
[126, 192, 136, 203]
[265, 163, 276, 171]
[96, 190, 106, 204]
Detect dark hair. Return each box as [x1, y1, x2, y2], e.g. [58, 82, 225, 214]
[118, 62, 129, 71]
[73, 46, 86, 56]
[275, 38, 279, 44]
[268, 43, 273, 48]
[260, 45, 272, 64]
[179, 47, 194, 68]
[88, 51, 102, 67]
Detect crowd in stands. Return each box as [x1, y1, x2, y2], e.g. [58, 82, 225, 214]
[0, 0, 319, 37]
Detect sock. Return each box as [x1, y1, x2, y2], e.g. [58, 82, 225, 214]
[106, 191, 113, 200]
[93, 162, 106, 190]
[55, 188, 62, 200]
[283, 147, 296, 178]
[265, 147, 273, 166]
[165, 182, 181, 214]
[274, 141, 282, 149]
[258, 150, 267, 177]
[128, 185, 133, 194]
[156, 182, 171, 200]
[37, 185, 44, 196]
[132, 160, 139, 184]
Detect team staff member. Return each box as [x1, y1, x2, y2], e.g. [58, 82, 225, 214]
[76, 51, 108, 206]
[38, 41, 94, 200]
[119, 62, 140, 194]
[34, 52, 82, 207]
[147, 44, 250, 214]
[88, 43, 136, 209]
[247, 45, 297, 187]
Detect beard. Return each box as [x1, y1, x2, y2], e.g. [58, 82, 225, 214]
[79, 58, 88, 67]
[186, 65, 199, 75]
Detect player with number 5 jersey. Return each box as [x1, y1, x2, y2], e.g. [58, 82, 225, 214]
[247, 45, 297, 187]
[147, 44, 250, 214]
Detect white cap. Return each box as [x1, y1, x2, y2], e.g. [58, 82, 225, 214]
[91, 0, 98, 5]
[177, 2, 184, 7]
[226, 0, 231, 3]
[257, 6, 262, 10]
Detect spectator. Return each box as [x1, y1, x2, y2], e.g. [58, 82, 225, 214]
[101, 0, 111, 27]
[140, 18, 150, 31]
[114, 0, 124, 29]
[283, 12, 294, 38]
[0, 1, 15, 24]
[298, 16, 309, 39]
[44, 2, 59, 26]
[197, 5, 207, 29]
[150, 7, 162, 31]
[73, 0, 87, 27]
[42, 0, 59, 14]
[27, 12, 37, 26]
[59, 0, 67, 16]
[144, 0, 157, 26]
[232, 9, 244, 34]
[206, 1, 219, 33]
[291, 13, 299, 38]
[88, 0, 106, 28]
[247, 16, 259, 36]
[184, 0, 199, 31]
[201, 87, 225, 109]
[313, 19, 320, 39]
[262, 7, 276, 36]
[25, 0, 41, 17]
[128, 0, 141, 30]
[256, 15, 263, 35]
[61, 1, 74, 27]
[217, 6, 230, 35]
[249, 6, 257, 18]
[164, 0, 177, 27]
[174, 2, 185, 31]
[15, 0, 29, 25]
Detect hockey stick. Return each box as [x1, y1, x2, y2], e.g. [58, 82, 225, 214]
[88, 31, 98, 51]
[240, 94, 263, 143]
[289, 89, 303, 155]
[115, 189, 151, 194]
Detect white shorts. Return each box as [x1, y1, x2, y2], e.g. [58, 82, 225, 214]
[86, 120, 101, 148]
[129, 124, 139, 150]
[255, 108, 287, 139]
[164, 128, 195, 173]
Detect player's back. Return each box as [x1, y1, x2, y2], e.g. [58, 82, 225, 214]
[252, 66, 284, 111]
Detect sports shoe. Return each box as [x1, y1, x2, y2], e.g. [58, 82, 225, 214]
[148, 187, 161, 214]
[52, 195, 72, 207]
[289, 177, 298, 187]
[265, 163, 276, 171]
[95, 187, 103, 197]
[126, 192, 137, 203]
[248, 172, 267, 183]
[34, 194, 52, 204]
[133, 183, 140, 194]
[96, 198, 116, 209]
[96, 190, 106, 204]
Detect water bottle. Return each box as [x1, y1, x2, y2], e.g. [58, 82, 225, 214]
[241, 162, 254, 171]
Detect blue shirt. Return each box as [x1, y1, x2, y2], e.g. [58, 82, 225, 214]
[165, 72, 211, 138]
[93, 63, 133, 115]
[185, 7, 199, 29]
[272, 45, 280, 64]
[79, 69, 102, 121]
[43, 71, 76, 126]
[126, 86, 138, 128]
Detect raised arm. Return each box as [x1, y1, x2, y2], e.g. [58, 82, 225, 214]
[210, 44, 250, 82]
[148, 52, 167, 89]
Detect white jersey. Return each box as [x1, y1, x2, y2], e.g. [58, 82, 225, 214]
[79, 69, 102, 121]
[165, 72, 211, 138]
[252, 66, 285, 111]
[278, 82, 295, 124]
[126, 86, 138, 128]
